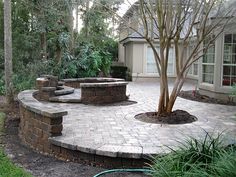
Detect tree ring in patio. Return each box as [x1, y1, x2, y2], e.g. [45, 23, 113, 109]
[135, 110, 197, 124]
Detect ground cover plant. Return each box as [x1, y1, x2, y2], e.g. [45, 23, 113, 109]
[0, 112, 32, 177]
[149, 133, 236, 177]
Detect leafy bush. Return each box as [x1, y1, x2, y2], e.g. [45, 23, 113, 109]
[0, 48, 3, 69]
[0, 77, 5, 95]
[10, 43, 112, 92]
[110, 66, 128, 79]
[231, 84, 236, 97]
[72, 43, 112, 78]
[103, 38, 118, 61]
[149, 133, 236, 177]
[13, 60, 57, 92]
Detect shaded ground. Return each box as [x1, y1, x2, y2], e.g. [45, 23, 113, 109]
[1, 99, 150, 177]
[135, 110, 197, 124]
[179, 90, 236, 106]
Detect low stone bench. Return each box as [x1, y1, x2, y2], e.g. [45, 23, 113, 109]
[18, 90, 67, 153]
[80, 81, 128, 104]
[62, 77, 125, 88]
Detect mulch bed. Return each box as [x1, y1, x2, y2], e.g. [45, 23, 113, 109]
[135, 110, 197, 124]
[178, 90, 236, 106]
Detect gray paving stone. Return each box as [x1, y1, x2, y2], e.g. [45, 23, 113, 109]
[96, 145, 123, 157]
[118, 146, 143, 159]
[36, 81, 236, 159]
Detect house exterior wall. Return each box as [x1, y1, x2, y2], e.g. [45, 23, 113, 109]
[199, 23, 236, 101]
[132, 42, 144, 77]
[124, 42, 133, 73]
[122, 41, 196, 81]
[118, 43, 125, 63]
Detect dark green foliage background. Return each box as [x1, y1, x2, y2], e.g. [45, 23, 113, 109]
[0, 0, 120, 95]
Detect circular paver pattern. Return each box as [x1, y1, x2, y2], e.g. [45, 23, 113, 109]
[48, 81, 236, 159]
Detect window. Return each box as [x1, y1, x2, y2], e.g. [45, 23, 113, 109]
[188, 61, 199, 76]
[168, 48, 175, 75]
[222, 34, 236, 86]
[147, 47, 158, 73]
[202, 42, 215, 84]
[146, 46, 174, 75]
[188, 46, 199, 77]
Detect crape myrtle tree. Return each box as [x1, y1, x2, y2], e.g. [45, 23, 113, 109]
[117, 0, 235, 115]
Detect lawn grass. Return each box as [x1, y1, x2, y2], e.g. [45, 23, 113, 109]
[0, 112, 32, 177]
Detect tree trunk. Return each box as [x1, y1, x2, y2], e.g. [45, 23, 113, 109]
[157, 46, 170, 115]
[166, 76, 185, 113]
[66, 2, 74, 55]
[55, 45, 62, 64]
[75, 1, 79, 32]
[84, 1, 89, 38]
[69, 15, 74, 55]
[4, 0, 14, 104]
[40, 32, 47, 59]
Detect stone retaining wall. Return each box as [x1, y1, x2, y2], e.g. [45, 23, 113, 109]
[17, 90, 148, 168]
[50, 145, 148, 168]
[18, 90, 67, 153]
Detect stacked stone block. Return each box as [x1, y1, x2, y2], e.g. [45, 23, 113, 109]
[36, 75, 59, 101]
[18, 90, 67, 154]
[81, 82, 128, 104]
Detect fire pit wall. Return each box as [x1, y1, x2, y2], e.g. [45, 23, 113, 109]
[62, 78, 129, 104]
[36, 75, 58, 101]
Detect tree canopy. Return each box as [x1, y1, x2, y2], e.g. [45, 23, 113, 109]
[118, 0, 235, 114]
[0, 0, 121, 95]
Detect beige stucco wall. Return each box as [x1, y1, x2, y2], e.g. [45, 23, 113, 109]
[118, 44, 125, 63]
[122, 41, 197, 80]
[132, 43, 144, 76]
[124, 43, 133, 73]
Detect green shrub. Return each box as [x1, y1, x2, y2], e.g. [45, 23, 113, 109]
[0, 77, 5, 96]
[110, 66, 128, 79]
[73, 43, 112, 78]
[103, 38, 118, 61]
[231, 84, 236, 96]
[13, 60, 57, 92]
[0, 48, 3, 69]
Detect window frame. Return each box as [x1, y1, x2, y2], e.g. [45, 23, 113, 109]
[221, 33, 236, 87]
[202, 42, 215, 84]
[145, 45, 175, 76]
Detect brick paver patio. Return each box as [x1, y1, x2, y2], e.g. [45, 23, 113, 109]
[49, 81, 236, 158]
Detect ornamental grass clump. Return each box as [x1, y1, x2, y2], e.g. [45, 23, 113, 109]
[149, 133, 236, 177]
